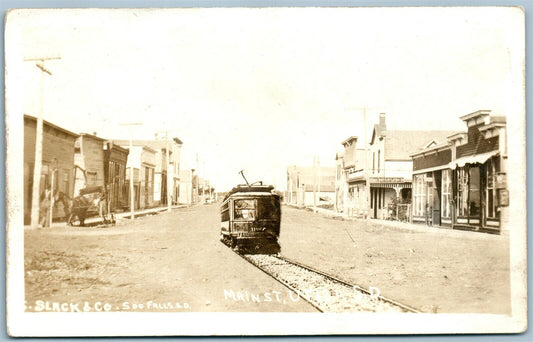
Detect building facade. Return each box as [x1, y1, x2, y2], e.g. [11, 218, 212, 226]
[73, 134, 106, 197]
[336, 136, 369, 217]
[286, 165, 336, 207]
[411, 110, 508, 234]
[368, 113, 456, 220]
[24, 115, 79, 224]
[103, 141, 129, 211]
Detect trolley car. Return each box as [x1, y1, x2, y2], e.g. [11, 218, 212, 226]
[220, 181, 281, 253]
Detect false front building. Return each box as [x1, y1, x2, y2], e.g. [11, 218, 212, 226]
[411, 110, 508, 234]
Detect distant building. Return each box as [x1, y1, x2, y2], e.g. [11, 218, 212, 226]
[411, 110, 508, 233]
[114, 143, 156, 209]
[178, 169, 193, 205]
[74, 134, 129, 211]
[103, 141, 129, 211]
[286, 165, 336, 207]
[336, 136, 368, 217]
[113, 138, 182, 207]
[24, 115, 79, 224]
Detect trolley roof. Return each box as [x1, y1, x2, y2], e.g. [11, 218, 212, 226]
[223, 184, 276, 201]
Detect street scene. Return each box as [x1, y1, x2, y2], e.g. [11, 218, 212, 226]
[6, 6, 526, 336]
[25, 203, 509, 314]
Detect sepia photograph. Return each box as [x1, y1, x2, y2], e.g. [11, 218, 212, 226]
[5, 6, 527, 336]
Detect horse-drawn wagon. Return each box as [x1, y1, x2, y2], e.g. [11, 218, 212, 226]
[65, 185, 115, 226]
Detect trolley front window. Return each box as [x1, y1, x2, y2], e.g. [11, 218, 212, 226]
[234, 199, 256, 220]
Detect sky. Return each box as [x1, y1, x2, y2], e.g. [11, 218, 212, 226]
[11, 7, 523, 191]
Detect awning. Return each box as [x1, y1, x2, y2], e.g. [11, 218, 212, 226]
[449, 150, 499, 170]
[370, 182, 412, 189]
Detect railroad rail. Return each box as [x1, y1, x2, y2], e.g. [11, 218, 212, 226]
[240, 252, 420, 313]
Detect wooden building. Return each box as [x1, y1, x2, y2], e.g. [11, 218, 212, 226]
[103, 141, 129, 211]
[367, 113, 455, 220]
[411, 110, 508, 234]
[24, 115, 79, 224]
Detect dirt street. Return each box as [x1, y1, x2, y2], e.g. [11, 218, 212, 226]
[24, 204, 510, 314]
[24, 204, 316, 312]
[279, 206, 510, 314]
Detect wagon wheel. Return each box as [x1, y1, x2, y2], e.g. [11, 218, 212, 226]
[67, 213, 84, 227]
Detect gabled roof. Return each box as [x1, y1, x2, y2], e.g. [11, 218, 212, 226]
[341, 136, 358, 146]
[382, 130, 458, 160]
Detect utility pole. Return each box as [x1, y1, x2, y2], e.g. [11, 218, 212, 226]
[313, 156, 317, 212]
[317, 155, 321, 209]
[196, 153, 199, 204]
[345, 106, 383, 221]
[120, 122, 142, 219]
[362, 107, 370, 221]
[25, 56, 60, 228]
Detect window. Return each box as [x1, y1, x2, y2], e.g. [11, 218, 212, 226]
[485, 158, 499, 219]
[234, 199, 256, 220]
[457, 167, 469, 217]
[413, 174, 426, 216]
[469, 167, 480, 216]
[441, 169, 451, 218]
[372, 152, 375, 173]
[377, 150, 380, 173]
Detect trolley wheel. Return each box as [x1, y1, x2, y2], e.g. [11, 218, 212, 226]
[230, 237, 237, 249]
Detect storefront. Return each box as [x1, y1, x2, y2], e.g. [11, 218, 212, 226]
[369, 177, 411, 220]
[413, 110, 509, 234]
[450, 151, 506, 232]
[411, 143, 453, 227]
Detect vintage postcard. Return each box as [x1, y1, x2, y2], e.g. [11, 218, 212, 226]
[5, 7, 527, 336]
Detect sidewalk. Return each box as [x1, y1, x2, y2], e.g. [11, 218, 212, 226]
[24, 204, 191, 229]
[284, 204, 504, 240]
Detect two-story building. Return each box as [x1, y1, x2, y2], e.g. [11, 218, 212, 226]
[336, 136, 368, 217]
[367, 113, 456, 220]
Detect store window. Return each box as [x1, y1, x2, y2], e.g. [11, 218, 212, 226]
[486, 158, 499, 219]
[469, 166, 481, 216]
[413, 174, 426, 216]
[457, 167, 469, 217]
[441, 169, 452, 218]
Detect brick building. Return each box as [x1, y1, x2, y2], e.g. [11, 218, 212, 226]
[24, 115, 79, 224]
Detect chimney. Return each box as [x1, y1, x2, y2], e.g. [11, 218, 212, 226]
[379, 113, 386, 130]
[93, 132, 97, 136]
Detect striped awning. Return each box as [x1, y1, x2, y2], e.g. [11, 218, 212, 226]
[370, 182, 412, 189]
[449, 150, 499, 170]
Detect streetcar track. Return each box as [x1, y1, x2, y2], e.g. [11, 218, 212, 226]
[227, 244, 420, 313]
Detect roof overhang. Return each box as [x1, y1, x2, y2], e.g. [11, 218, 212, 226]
[449, 150, 499, 170]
